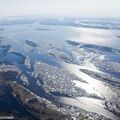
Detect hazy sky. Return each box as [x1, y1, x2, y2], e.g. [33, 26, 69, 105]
[0, 0, 120, 18]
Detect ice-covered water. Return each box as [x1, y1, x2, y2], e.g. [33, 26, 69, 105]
[0, 19, 120, 119]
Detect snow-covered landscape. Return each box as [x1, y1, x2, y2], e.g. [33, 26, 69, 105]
[0, 18, 120, 120]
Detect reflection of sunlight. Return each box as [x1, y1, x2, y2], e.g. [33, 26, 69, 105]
[63, 62, 114, 100]
[73, 80, 101, 97]
[58, 96, 119, 120]
[71, 27, 120, 49]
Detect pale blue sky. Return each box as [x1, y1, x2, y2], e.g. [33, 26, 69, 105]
[0, 0, 120, 18]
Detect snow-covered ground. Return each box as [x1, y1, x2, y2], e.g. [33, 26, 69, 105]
[0, 18, 120, 119]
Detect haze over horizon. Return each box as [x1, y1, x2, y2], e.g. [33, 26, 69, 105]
[0, 0, 120, 18]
